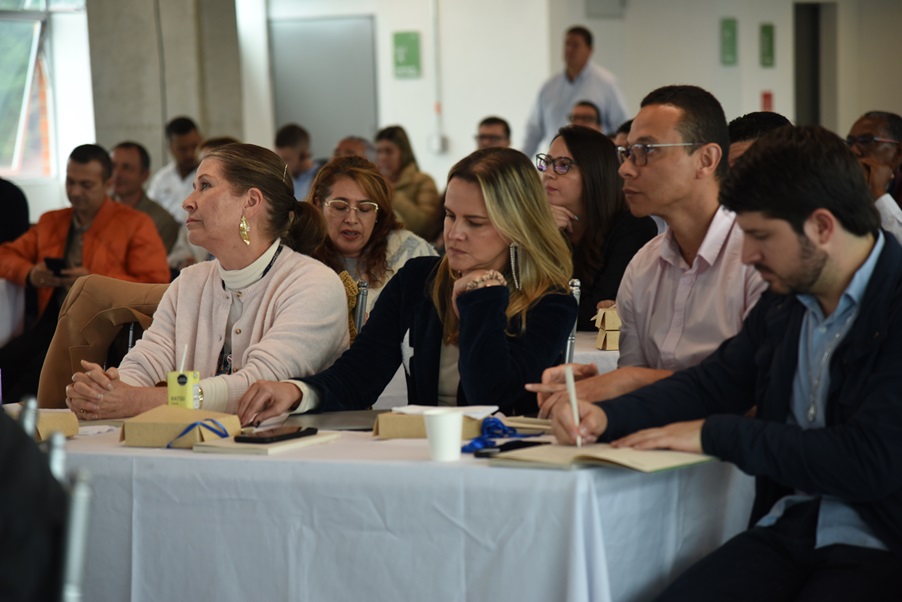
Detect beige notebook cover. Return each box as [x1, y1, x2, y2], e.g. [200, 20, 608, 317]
[193, 432, 340, 455]
[501, 416, 553, 433]
[491, 443, 714, 473]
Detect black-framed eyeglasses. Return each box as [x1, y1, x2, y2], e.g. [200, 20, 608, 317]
[844, 135, 900, 148]
[536, 153, 576, 175]
[323, 199, 379, 217]
[617, 142, 701, 167]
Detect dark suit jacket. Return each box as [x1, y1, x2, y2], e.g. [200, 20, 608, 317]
[600, 232, 902, 557]
[0, 411, 67, 601]
[301, 256, 577, 415]
[576, 210, 657, 331]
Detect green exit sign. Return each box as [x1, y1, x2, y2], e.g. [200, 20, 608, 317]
[760, 24, 775, 67]
[720, 18, 737, 66]
[393, 32, 421, 79]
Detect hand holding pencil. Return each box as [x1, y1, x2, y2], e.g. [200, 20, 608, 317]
[550, 372, 609, 446]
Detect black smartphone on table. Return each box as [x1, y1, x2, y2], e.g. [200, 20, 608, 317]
[44, 257, 66, 277]
[474, 440, 549, 458]
[234, 426, 317, 444]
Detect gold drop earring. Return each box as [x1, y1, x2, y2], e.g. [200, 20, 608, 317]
[239, 214, 251, 245]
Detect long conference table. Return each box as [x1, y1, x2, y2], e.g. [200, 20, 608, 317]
[68, 431, 754, 601]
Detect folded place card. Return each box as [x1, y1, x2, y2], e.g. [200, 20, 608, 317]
[593, 306, 622, 350]
[120, 405, 242, 449]
[373, 406, 490, 439]
[3, 405, 79, 441]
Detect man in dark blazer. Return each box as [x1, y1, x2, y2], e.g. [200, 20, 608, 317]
[552, 125, 902, 600]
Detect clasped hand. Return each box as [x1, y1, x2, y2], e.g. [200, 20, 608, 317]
[66, 360, 133, 420]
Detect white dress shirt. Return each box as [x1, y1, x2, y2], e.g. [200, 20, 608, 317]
[875, 193, 902, 244]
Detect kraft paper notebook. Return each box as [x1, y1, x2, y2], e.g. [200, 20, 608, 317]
[490, 442, 714, 473]
[193, 432, 341, 456]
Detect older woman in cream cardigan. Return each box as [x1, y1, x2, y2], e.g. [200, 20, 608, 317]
[66, 144, 349, 419]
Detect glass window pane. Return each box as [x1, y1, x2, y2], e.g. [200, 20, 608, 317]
[49, 0, 84, 9]
[0, 19, 40, 170]
[0, 0, 46, 9]
[16, 55, 52, 177]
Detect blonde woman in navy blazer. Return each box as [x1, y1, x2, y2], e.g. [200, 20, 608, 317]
[239, 147, 577, 423]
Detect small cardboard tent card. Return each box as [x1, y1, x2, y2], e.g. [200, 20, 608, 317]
[593, 306, 622, 351]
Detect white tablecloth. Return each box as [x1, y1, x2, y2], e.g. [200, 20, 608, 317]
[68, 429, 753, 602]
[374, 332, 618, 409]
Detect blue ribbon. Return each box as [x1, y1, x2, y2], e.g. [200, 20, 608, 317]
[461, 416, 539, 454]
[166, 418, 230, 448]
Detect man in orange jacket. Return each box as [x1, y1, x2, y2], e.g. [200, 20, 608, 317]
[0, 144, 170, 403]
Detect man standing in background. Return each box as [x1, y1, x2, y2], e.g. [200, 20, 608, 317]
[522, 25, 628, 156]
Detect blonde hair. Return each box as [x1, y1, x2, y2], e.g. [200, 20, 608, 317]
[432, 147, 573, 343]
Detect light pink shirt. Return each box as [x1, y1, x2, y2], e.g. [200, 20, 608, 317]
[616, 207, 766, 371]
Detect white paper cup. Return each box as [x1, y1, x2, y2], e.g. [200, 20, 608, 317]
[424, 409, 463, 462]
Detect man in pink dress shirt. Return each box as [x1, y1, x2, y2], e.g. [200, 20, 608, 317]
[531, 85, 766, 415]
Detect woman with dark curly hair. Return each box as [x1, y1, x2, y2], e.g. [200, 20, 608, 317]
[308, 155, 436, 313]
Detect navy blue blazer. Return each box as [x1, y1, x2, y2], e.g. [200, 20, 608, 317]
[301, 256, 577, 415]
[599, 232, 902, 557]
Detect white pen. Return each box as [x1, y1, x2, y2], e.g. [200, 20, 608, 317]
[564, 365, 582, 448]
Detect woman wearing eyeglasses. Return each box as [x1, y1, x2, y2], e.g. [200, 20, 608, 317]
[238, 147, 577, 423]
[538, 126, 657, 331]
[309, 156, 437, 314]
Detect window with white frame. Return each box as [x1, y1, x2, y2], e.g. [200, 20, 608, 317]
[0, 0, 86, 180]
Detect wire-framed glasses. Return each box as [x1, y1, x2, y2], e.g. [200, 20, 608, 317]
[616, 143, 701, 166]
[844, 135, 900, 148]
[323, 199, 379, 217]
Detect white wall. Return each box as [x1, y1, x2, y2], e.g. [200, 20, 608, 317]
[249, 0, 552, 190]
[244, 0, 902, 195]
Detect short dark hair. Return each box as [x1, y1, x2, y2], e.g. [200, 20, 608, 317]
[165, 116, 199, 140]
[728, 112, 791, 143]
[566, 26, 592, 48]
[479, 116, 511, 139]
[112, 141, 151, 172]
[859, 111, 902, 142]
[641, 85, 729, 182]
[615, 119, 633, 137]
[573, 100, 601, 124]
[275, 124, 310, 149]
[721, 125, 880, 236]
[69, 144, 113, 180]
